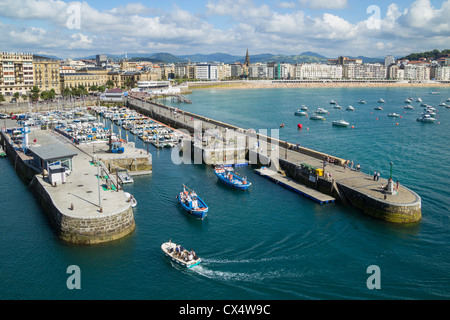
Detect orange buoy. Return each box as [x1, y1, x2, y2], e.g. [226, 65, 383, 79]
[396, 123, 399, 125]
[298, 124, 303, 129]
[351, 126, 354, 129]
[376, 118, 378, 120]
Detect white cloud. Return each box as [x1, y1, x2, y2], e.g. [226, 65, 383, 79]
[298, 0, 348, 10]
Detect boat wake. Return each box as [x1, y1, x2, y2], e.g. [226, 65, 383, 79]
[191, 265, 305, 283]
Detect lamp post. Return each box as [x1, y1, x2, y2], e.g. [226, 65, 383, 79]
[390, 161, 393, 179]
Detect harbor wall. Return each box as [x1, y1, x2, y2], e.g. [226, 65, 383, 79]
[1, 131, 136, 244]
[29, 176, 135, 244]
[336, 183, 422, 223]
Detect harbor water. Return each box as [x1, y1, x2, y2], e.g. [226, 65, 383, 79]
[1, 86, 449, 300]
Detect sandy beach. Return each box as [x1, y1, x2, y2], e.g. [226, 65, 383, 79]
[187, 80, 450, 90]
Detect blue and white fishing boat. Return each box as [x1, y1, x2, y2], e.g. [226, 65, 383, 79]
[294, 110, 308, 116]
[161, 240, 202, 268]
[177, 185, 208, 220]
[214, 166, 251, 190]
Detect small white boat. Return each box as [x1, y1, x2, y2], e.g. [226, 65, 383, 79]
[422, 110, 436, 117]
[310, 114, 325, 121]
[378, 99, 386, 103]
[346, 106, 355, 111]
[417, 98, 423, 102]
[118, 170, 134, 184]
[446, 98, 450, 102]
[403, 105, 414, 110]
[332, 120, 350, 127]
[358, 100, 367, 104]
[161, 241, 202, 268]
[294, 110, 308, 116]
[374, 106, 383, 110]
[124, 192, 137, 207]
[333, 105, 342, 109]
[404, 99, 412, 103]
[439, 103, 448, 107]
[417, 114, 436, 123]
[300, 105, 308, 111]
[329, 100, 337, 104]
[388, 113, 400, 117]
[315, 108, 328, 114]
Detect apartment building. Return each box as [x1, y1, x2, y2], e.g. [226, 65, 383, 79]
[295, 63, 343, 79]
[33, 55, 61, 94]
[343, 63, 386, 79]
[0, 52, 34, 98]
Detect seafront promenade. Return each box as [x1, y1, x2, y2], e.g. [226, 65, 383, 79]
[126, 97, 422, 223]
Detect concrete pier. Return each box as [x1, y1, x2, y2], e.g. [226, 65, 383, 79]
[126, 97, 421, 223]
[0, 126, 147, 244]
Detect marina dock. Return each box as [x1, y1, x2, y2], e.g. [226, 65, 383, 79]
[255, 168, 335, 204]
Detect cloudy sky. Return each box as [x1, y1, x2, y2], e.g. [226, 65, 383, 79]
[0, 0, 449, 59]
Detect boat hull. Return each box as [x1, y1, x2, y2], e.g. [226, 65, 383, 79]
[214, 168, 251, 190]
[177, 194, 208, 219]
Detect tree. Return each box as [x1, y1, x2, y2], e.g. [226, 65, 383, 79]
[89, 85, 98, 92]
[0, 94, 5, 103]
[13, 92, 20, 101]
[106, 80, 114, 89]
[30, 86, 40, 101]
[97, 85, 105, 92]
[124, 78, 134, 89]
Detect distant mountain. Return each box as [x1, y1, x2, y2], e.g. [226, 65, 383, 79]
[72, 51, 386, 65]
[179, 53, 242, 63]
[300, 51, 329, 59]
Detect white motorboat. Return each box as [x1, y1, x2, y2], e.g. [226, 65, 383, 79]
[329, 100, 337, 104]
[374, 106, 383, 110]
[161, 241, 202, 268]
[417, 98, 423, 102]
[417, 114, 436, 123]
[358, 100, 367, 104]
[404, 98, 412, 103]
[294, 110, 308, 116]
[378, 99, 386, 103]
[332, 120, 350, 127]
[310, 114, 325, 121]
[388, 113, 400, 117]
[333, 105, 342, 109]
[315, 108, 328, 114]
[124, 192, 137, 207]
[346, 106, 355, 111]
[439, 102, 448, 107]
[300, 105, 308, 111]
[118, 170, 134, 184]
[403, 105, 414, 110]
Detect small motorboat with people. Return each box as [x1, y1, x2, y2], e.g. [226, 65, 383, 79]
[388, 113, 400, 117]
[294, 110, 308, 116]
[161, 240, 202, 268]
[332, 120, 350, 127]
[214, 166, 251, 190]
[177, 185, 208, 220]
[124, 192, 137, 208]
[417, 114, 436, 123]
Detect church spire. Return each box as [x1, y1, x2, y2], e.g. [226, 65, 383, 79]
[244, 48, 250, 67]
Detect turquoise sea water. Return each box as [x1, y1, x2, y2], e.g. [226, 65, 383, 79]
[1, 86, 450, 300]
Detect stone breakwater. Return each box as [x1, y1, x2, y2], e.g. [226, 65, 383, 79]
[1, 129, 137, 245]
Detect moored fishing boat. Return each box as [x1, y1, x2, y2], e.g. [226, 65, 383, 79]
[346, 106, 355, 111]
[315, 108, 328, 114]
[161, 240, 202, 268]
[374, 106, 383, 110]
[403, 105, 414, 110]
[388, 113, 400, 117]
[378, 98, 386, 103]
[214, 166, 251, 190]
[177, 185, 208, 220]
[124, 192, 137, 207]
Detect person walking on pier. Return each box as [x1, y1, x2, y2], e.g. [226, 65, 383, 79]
[376, 171, 380, 181]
